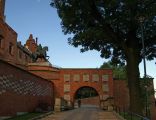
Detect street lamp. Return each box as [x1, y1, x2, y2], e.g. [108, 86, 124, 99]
[138, 16, 149, 118]
[138, 16, 147, 78]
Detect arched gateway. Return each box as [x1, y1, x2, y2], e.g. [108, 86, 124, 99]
[58, 68, 114, 107]
[74, 86, 100, 107]
[74, 86, 99, 99]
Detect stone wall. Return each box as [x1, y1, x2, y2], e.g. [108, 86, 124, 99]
[0, 60, 54, 117]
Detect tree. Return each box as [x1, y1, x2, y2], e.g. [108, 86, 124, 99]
[51, 0, 156, 114]
[100, 61, 127, 79]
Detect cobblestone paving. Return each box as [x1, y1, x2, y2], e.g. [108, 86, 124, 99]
[40, 105, 122, 120]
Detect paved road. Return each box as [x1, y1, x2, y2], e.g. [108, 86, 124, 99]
[40, 105, 122, 120]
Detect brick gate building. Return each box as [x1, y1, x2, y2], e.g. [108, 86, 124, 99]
[28, 62, 114, 106]
[59, 68, 113, 103]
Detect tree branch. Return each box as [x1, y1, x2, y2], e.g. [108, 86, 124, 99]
[89, 0, 123, 45]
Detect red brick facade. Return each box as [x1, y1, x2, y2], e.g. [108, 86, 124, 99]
[80, 96, 100, 106]
[0, 17, 36, 69]
[59, 69, 113, 103]
[0, 0, 37, 69]
[113, 79, 129, 109]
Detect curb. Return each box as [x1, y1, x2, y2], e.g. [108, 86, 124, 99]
[29, 112, 53, 120]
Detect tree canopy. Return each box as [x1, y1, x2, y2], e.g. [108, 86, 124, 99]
[51, 0, 156, 115]
[100, 61, 127, 79]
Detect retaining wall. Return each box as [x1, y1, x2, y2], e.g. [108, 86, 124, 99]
[0, 59, 54, 117]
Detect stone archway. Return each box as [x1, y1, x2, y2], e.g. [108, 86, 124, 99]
[74, 86, 100, 107]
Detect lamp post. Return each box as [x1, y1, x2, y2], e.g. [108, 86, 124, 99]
[139, 16, 147, 78]
[138, 16, 149, 118]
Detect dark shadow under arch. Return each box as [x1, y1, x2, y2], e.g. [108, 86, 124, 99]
[74, 86, 99, 99]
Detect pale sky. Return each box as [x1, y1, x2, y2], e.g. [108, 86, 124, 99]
[5, 0, 156, 92]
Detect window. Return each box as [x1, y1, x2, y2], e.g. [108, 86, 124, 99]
[9, 43, 13, 55]
[64, 84, 70, 92]
[73, 74, 80, 82]
[83, 74, 89, 82]
[92, 74, 99, 82]
[0, 37, 2, 48]
[102, 75, 109, 81]
[64, 74, 70, 82]
[19, 50, 22, 59]
[102, 84, 109, 92]
[25, 55, 28, 62]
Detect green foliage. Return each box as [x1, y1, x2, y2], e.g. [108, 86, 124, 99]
[7, 113, 43, 120]
[100, 61, 127, 79]
[51, 0, 156, 64]
[139, 77, 154, 117]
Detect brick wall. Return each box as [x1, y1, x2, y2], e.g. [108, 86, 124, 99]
[80, 96, 100, 106]
[151, 99, 156, 120]
[113, 79, 129, 109]
[27, 62, 60, 98]
[0, 60, 54, 117]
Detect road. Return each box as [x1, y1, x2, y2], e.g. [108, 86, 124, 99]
[40, 105, 122, 120]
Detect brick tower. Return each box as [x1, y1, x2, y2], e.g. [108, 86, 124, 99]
[25, 34, 37, 53]
[0, 0, 5, 21]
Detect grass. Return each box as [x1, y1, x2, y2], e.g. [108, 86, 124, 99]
[7, 112, 44, 120]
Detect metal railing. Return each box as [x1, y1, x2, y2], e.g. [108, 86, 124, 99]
[114, 106, 150, 120]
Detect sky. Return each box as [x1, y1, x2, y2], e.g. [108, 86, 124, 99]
[5, 0, 156, 91]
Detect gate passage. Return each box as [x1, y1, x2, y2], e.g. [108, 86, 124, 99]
[60, 68, 113, 105]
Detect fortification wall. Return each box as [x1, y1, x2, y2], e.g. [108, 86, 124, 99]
[0, 60, 54, 117]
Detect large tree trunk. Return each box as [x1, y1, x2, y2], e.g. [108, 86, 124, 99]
[126, 48, 143, 115]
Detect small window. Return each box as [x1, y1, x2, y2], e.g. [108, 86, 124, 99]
[102, 75, 109, 81]
[73, 74, 80, 82]
[92, 74, 99, 82]
[19, 50, 22, 59]
[9, 43, 13, 55]
[64, 74, 70, 82]
[0, 38, 2, 48]
[83, 74, 89, 82]
[64, 84, 70, 92]
[102, 84, 109, 92]
[25, 55, 28, 62]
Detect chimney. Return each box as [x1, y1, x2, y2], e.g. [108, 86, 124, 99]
[29, 34, 33, 39]
[36, 37, 38, 45]
[18, 41, 21, 45]
[0, 0, 6, 21]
